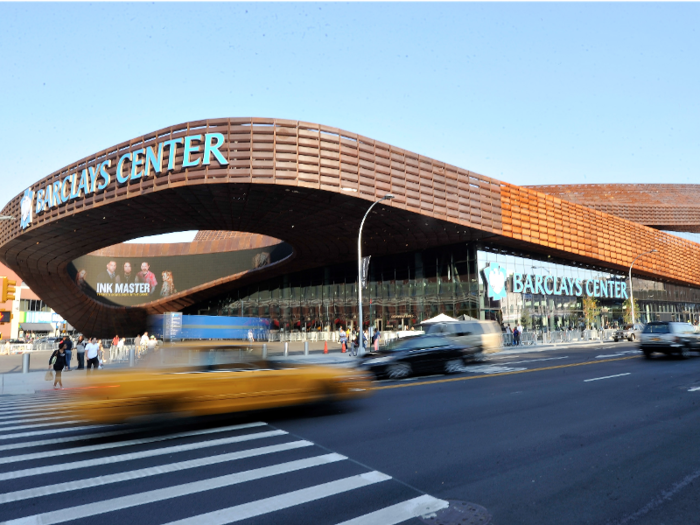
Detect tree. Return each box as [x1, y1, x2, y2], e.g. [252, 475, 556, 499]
[622, 297, 639, 324]
[582, 296, 599, 329]
[520, 307, 532, 328]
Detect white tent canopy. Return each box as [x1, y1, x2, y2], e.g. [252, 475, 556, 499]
[420, 313, 458, 324]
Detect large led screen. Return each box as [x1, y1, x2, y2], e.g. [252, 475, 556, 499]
[68, 243, 293, 307]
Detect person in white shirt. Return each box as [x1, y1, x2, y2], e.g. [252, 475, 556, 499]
[140, 332, 150, 350]
[85, 338, 100, 371]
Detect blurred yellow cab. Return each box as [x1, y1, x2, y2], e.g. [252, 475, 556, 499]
[68, 357, 372, 424]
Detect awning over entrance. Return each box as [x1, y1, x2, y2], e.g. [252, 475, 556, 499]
[20, 322, 54, 332]
[421, 313, 458, 324]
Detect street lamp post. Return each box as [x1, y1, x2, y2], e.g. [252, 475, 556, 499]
[357, 194, 394, 356]
[629, 249, 658, 324]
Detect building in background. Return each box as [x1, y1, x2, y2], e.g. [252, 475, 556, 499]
[2, 118, 700, 337]
[0, 262, 66, 340]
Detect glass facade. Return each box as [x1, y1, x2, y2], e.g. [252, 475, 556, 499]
[188, 242, 700, 331]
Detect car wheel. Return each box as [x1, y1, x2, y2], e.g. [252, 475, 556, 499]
[386, 362, 411, 379]
[613, 338, 618, 342]
[629, 334, 636, 342]
[643, 349, 653, 359]
[680, 346, 691, 359]
[444, 359, 465, 374]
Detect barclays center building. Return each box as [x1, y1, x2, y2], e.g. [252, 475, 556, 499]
[2, 117, 700, 337]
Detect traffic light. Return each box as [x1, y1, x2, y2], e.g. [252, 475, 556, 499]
[1, 277, 16, 303]
[0, 311, 10, 324]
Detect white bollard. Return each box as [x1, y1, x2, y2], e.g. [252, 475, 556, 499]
[304, 341, 309, 355]
[22, 353, 30, 374]
[284, 342, 289, 356]
[262, 344, 268, 359]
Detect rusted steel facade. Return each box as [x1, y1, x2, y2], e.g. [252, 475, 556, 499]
[0, 117, 698, 336]
[529, 184, 700, 233]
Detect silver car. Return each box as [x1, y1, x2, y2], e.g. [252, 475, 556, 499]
[639, 321, 700, 359]
[613, 323, 644, 342]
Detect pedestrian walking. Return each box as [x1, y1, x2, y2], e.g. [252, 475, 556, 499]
[339, 329, 347, 349]
[48, 343, 67, 389]
[112, 334, 119, 348]
[62, 336, 73, 371]
[75, 335, 86, 370]
[248, 329, 254, 345]
[85, 338, 100, 371]
[140, 332, 150, 353]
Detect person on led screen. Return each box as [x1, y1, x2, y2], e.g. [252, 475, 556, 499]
[75, 269, 89, 292]
[97, 261, 117, 284]
[116, 262, 136, 284]
[135, 262, 158, 293]
[160, 271, 177, 297]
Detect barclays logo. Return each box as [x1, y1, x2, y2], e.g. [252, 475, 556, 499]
[20, 188, 33, 230]
[484, 262, 507, 300]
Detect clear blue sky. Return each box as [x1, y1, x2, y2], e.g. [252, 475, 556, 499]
[1, 2, 699, 243]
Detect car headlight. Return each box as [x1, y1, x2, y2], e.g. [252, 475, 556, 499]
[363, 356, 395, 365]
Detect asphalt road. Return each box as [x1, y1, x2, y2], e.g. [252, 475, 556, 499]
[1, 341, 699, 524]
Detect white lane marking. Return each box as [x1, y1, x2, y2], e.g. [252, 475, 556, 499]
[0, 429, 287, 481]
[464, 365, 528, 375]
[0, 424, 108, 441]
[688, 387, 700, 392]
[584, 373, 631, 382]
[162, 471, 392, 525]
[0, 404, 67, 417]
[0, 440, 314, 504]
[5, 453, 349, 525]
[334, 495, 449, 525]
[0, 421, 267, 465]
[595, 351, 639, 359]
[500, 357, 568, 365]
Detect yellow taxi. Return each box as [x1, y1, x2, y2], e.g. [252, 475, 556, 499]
[68, 351, 372, 424]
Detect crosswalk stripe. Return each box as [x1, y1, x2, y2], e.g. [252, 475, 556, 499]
[0, 421, 268, 465]
[163, 471, 392, 525]
[2, 428, 138, 452]
[0, 413, 71, 423]
[0, 419, 88, 433]
[4, 453, 348, 525]
[333, 495, 449, 525]
[0, 423, 108, 441]
[0, 404, 60, 417]
[0, 429, 288, 481]
[0, 440, 314, 504]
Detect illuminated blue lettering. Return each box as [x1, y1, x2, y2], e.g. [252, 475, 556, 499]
[534, 275, 544, 295]
[586, 280, 595, 296]
[620, 282, 628, 299]
[116, 153, 131, 184]
[130, 149, 145, 180]
[543, 276, 554, 295]
[61, 175, 72, 203]
[575, 279, 583, 295]
[513, 273, 523, 293]
[97, 160, 111, 191]
[183, 135, 202, 168]
[145, 144, 163, 177]
[77, 171, 90, 197]
[88, 166, 100, 192]
[163, 138, 184, 171]
[69, 173, 80, 199]
[523, 275, 534, 294]
[203, 133, 228, 166]
[35, 189, 45, 214]
[52, 181, 62, 207]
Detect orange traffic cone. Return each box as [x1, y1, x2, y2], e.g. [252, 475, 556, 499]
[341, 342, 346, 353]
[324, 341, 328, 354]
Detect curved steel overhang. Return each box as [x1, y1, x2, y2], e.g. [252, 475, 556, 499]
[1, 117, 698, 336]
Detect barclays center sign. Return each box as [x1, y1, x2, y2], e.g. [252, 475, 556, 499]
[484, 263, 629, 301]
[19, 133, 229, 230]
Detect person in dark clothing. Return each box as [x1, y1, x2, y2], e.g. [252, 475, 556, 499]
[75, 335, 86, 370]
[49, 344, 67, 389]
[62, 336, 73, 371]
